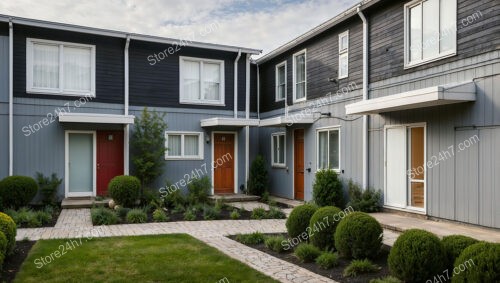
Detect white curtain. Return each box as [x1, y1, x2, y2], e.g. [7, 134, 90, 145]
[33, 43, 59, 89]
[422, 0, 439, 59]
[168, 135, 181, 156]
[183, 61, 200, 100]
[409, 4, 422, 62]
[278, 135, 285, 163]
[203, 63, 220, 100]
[339, 54, 348, 77]
[318, 131, 328, 169]
[295, 54, 305, 99]
[64, 47, 91, 91]
[329, 130, 339, 169]
[184, 135, 199, 156]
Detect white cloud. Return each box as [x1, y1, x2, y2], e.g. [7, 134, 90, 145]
[0, 0, 358, 57]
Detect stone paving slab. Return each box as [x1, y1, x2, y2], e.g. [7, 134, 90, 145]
[227, 201, 272, 211]
[54, 209, 93, 228]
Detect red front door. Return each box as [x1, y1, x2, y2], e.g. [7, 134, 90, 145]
[294, 129, 305, 200]
[97, 131, 124, 196]
[213, 133, 235, 194]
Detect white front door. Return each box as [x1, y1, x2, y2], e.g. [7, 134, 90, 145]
[385, 126, 407, 208]
[65, 131, 96, 197]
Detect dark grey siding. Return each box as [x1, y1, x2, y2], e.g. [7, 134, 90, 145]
[13, 25, 125, 104]
[250, 63, 257, 113]
[0, 22, 8, 36]
[259, 17, 363, 113]
[0, 36, 8, 178]
[367, 0, 500, 83]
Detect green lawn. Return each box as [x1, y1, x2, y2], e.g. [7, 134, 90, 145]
[15, 234, 278, 283]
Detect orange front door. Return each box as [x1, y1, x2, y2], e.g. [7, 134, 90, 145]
[213, 133, 235, 194]
[97, 131, 124, 196]
[294, 129, 305, 200]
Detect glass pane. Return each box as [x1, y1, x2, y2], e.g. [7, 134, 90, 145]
[318, 131, 328, 169]
[422, 0, 440, 59]
[339, 54, 348, 77]
[340, 34, 348, 51]
[273, 136, 278, 163]
[203, 63, 220, 100]
[278, 85, 285, 100]
[33, 43, 59, 89]
[409, 4, 422, 62]
[411, 182, 425, 208]
[440, 0, 456, 52]
[278, 135, 285, 164]
[167, 135, 181, 156]
[184, 135, 199, 156]
[64, 47, 91, 91]
[410, 127, 425, 180]
[296, 82, 305, 99]
[329, 130, 339, 169]
[68, 133, 93, 192]
[183, 61, 200, 100]
[278, 65, 285, 85]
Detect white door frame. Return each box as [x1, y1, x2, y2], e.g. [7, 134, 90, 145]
[384, 123, 427, 214]
[65, 130, 97, 197]
[211, 131, 238, 195]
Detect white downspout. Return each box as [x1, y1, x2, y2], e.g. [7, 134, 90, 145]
[245, 54, 250, 189]
[234, 49, 242, 118]
[357, 7, 369, 189]
[8, 20, 13, 176]
[257, 65, 260, 119]
[124, 35, 130, 175]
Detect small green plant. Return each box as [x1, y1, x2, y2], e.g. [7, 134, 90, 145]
[346, 180, 382, 212]
[264, 236, 287, 253]
[343, 259, 381, 277]
[35, 210, 52, 224]
[267, 206, 286, 219]
[5, 207, 52, 228]
[369, 276, 402, 283]
[203, 205, 220, 220]
[187, 176, 211, 205]
[172, 204, 186, 214]
[441, 235, 478, 271]
[312, 169, 344, 207]
[214, 198, 226, 211]
[235, 232, 266, 245]
[183, 209, 196, 221]
[294, 243, 321, 263]
[162, 186, 186, 208]
[91, 207, 118, 226]
[126, 209, 147, 223]
[261, 191, 270, 203]
[251, 207, 267, 219]
[308, 206, 342, 250]
[286, 203, 318, 239]
[35, 172, 62, 205]
[230, 209, 240, 220]
[0, 176, 38, 209]
[108, 175, 141, 207]
[115, 207, 131, 219]
[152, 208, 169, 222]
[247, 155, 268, 196]
[316, 252, 339, 269]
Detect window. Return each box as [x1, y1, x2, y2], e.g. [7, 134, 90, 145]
[317, 127, 340, 170]
[338, 31, 349, 79]
[165, 132, 204, 159]
[293, 50, 306, 102]
[404, 0, 457, 67]
[26, 38, 95, 97]
[180, 56, 225, 105]
[271, 133, 286, 167]
[275, 61, 286, 102]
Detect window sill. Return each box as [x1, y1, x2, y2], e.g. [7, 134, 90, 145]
[272, 164, 286, 169]
[165, 157, 204, 161]
[27, 89, 95, 98]
[179, 101, 225, 107]
[404, 51, 456, 69]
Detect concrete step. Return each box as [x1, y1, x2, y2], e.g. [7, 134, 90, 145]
[208, 194, 260, 203]
[61, 197, 110, 209]
[269, 195, 304, 208]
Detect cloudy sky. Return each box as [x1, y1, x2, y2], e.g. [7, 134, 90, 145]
[0, 0, 358, 57]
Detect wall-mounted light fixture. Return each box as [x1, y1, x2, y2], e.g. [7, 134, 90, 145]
[205, 134, 210, 144]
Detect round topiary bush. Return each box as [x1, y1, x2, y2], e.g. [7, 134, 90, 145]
[0, 231, 7, 267]
[286, 203, 318, 239]
[312, 169, 344, 207]
[388, 229, 446, 283]
[108, 175, 141, 207]
[334, 211, 383, 259]
[451, 242, 500, 283]
[308, 206, 342, 250]
[0, 176, 38, 209]
[441, 235, 478, 270]
[0, 212, 17, 255]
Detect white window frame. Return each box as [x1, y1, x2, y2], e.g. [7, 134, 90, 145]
[165, 131, 204, 160]
[292, 49, 307, 103]
[338, 30, 349, 79]
[26, 38, 96, 97]
[275, 61, 287, 102]
[403, 0, 457, 68]
[179, 56, 225, 106]
[316, 126, 341, 172]
[271, 132, 286, 167]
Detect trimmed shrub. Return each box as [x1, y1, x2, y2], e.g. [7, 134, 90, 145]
[152, 209, 168, 222]
[286, 203, 318, 239]
[335, 211, 383, 259]
[230, 209, 240, 220]
[343, 259, 381, 277]
[346, 180, 382, 212]
[126, 209, 147, 223]
[247, 155, 268, 196]
[236, 232, 266, 245]
[312, 169, 344, 207]
[108, 175, 141, 207]
[316, 252, 339, 269]
[441, 235, 478, 271]
[451, 242, 500, 283]
[0, 212, 16, 255]
[0, 176, 38, 209]
[35, 172, 62, 205]
[264, 236, 287, 253]
[294, 243, 321, 263]
[91, 207, 118, 225]
[308, 206, 342, 250]
[0, 231, 7, 268]
[388, 229, 446, 283]
[251, 207, 267, 220]
[187, 176, 211, 205]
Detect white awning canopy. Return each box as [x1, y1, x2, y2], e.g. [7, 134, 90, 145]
[345, 81, 476, 115]
[200, 117, 260, 127]
[259, 114, 314, 127]
[58, 113, 135, 124]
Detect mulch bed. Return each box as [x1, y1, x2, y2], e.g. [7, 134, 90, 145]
[164, 207, 253, 222]
[229, 233, 391, 283]
[1, 240, 36, 283]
